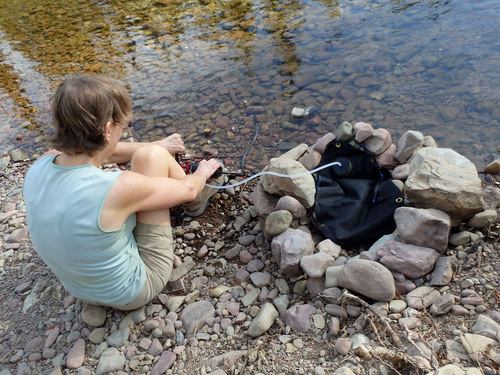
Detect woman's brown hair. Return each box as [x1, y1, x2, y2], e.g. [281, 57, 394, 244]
[50, 74, 132, 155]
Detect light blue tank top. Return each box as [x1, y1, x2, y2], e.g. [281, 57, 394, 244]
[23, 155, 146, 306]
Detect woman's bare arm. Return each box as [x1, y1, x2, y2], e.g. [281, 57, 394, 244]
[103, 133, 186, 165]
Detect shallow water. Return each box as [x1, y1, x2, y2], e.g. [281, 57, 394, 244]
[0, 0, 499, 169]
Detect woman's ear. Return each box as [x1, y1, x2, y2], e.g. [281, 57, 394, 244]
[104, 121, 112, 141]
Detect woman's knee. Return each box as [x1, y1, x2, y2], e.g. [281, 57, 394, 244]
[131, 145, 174, 175]
[133, 144, 170, 164]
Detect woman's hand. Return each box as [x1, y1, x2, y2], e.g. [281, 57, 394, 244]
[155, 133, 186, 155]
[194, 159, 223, 180]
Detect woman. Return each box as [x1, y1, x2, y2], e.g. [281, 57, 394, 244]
[23, 74, 222, 310]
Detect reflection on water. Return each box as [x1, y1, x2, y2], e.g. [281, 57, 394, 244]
[0, 0, 499, 168]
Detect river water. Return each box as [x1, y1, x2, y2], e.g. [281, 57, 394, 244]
[0, 0, 499, 169]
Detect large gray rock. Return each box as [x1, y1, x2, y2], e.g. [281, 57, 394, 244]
[429, 257, 455, 286]
[8, 148, 27, 162]
[271, 228, 315, 276]
[65, 339, 86, 369]
[300, 252, 335, 278]
[377, 240, 440, 279]
[471, 314, 500, 337]
[394, 207, 451, 253]
[406, 286, 441, 310]
[325, 265, 344, 288]
[485, 159, 500, 175]
[251, 182, 281, 218]
[338, 259, 396, 302]
[482, 186, 500, 210]
[0, 156, 9, 172]
[261, 156, 316, 208]
[466, 209, 498, 228]
[405, 148, 485, 220]
[353, 122, 374, 142]
[279, 143, 309, 160]
[460, 333, 500, 365]
[395, 130, 424, 163]
[312, 133, 336, 153]
[363, 128, 392, 155]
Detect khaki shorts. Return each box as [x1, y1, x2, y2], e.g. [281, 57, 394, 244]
[112, 223, 174, 310]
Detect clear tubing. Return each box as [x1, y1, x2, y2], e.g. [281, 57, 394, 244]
[205, 161, 342, 189]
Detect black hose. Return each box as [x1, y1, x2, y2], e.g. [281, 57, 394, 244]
[240, 115, 259, 175]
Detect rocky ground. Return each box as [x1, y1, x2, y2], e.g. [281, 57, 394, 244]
[0, 152, 499, 375]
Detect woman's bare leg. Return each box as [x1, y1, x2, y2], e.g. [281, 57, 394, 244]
[130, 145, 185, 226]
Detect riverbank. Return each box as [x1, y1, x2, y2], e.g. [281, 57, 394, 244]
[0, 152, 499, 375]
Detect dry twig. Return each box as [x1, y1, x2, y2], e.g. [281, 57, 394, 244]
[340, 290, 402, 346]
[354, 344, 430, 373]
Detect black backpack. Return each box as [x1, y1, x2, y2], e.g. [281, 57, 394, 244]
[313, 141, 404, 248]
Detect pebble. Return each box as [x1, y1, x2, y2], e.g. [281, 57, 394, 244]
[81, 304, 107, 327]
[281, 304, 315, 332]
[45, 327, 60, 348]
[239, 250, 253, 263]
[66, 339, 86, 369]
[312, 314, 326, 329]
[24, 336, 44, 352]
[238, 235, 256, 246]
[234, 268, 250, 283]
[151, 351, 176, 375]
[334, 338, 352, 355]
[246, 259, 264, 272]
[106, 328, 130, 347]
[249, 272, 271, 287]
[241, 289, 259, 306]
[181, 300, 215, 337]
[95, 348, 126, 375]
[148, 338, 163, 356]
[246, 303, 279, 337]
